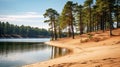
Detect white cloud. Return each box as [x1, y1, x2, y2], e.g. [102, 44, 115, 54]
[25, 12, 38, 15]
[0, 12, 43, 21]
[0, 12, 45, 26]
[0, 12, 49, 29]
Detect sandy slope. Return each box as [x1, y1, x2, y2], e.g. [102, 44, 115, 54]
[23, 28, 120, 67]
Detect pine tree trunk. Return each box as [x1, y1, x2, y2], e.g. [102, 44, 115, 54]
[92, 15, 95, 32]
[51, 27, 54, 40]
[97, 22, 99, 31]
[89, 5, 92, 32]
[79, 11, 83, 35]
[100, 15, 102, 30]
[58, 26, 61, 38]
[70, 10, 74, 39]
[116, 0, 119, 28]
[87, 23, 89, 33]
[104, 11, 107, 30]
[109, 6, 113, 36]
[71, 22, 74, 39]
[68, 24, 71, 37]
[53, 21, 57, 40]
[95, 15, 98, 31]
[102, 12, 105, 32]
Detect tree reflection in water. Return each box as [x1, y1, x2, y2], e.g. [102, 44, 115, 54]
[0, 42, 69, 59]
[51, 46, 70, 59]
[0, 42, 50, 56]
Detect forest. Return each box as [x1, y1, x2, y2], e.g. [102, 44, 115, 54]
[0, 21, 50, 38]
[43, 0, 120, 40]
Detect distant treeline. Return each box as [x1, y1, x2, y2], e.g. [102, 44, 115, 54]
[0, 21, 50, 38]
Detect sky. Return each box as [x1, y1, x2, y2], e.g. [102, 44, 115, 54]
[0, 0, 85, 29]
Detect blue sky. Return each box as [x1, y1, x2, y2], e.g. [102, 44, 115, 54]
[0, 0, 85, 29]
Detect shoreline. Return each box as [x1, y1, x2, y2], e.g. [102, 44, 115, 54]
[23, 29, 120, 67]
[45, 42, 74, 53]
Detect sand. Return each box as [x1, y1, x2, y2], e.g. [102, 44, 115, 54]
[23, 28, 120, 67]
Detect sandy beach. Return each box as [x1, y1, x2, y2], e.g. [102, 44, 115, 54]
[23, 28, 120, 67]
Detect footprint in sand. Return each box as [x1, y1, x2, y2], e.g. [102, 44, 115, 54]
[95, 65, 101, 67]
[81, 61, 87, 64]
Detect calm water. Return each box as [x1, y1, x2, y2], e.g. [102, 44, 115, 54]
[0, 38, 69, 67]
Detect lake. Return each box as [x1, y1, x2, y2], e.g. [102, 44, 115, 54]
[0, 38, 69, 67]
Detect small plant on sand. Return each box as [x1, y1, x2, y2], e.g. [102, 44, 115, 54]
[87, 33, 93, 39]
[80, 38, 89, 43]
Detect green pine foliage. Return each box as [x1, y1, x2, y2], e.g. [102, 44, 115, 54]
[0, 21, 50, 38]
[44, 0, 120, 40]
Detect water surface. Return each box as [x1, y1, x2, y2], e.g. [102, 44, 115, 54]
[0, 38, 69, 67]
[0, 38, 50, 42]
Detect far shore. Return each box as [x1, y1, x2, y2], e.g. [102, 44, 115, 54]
[23, 28, 120, 67]
[0, 34, 50, 38]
